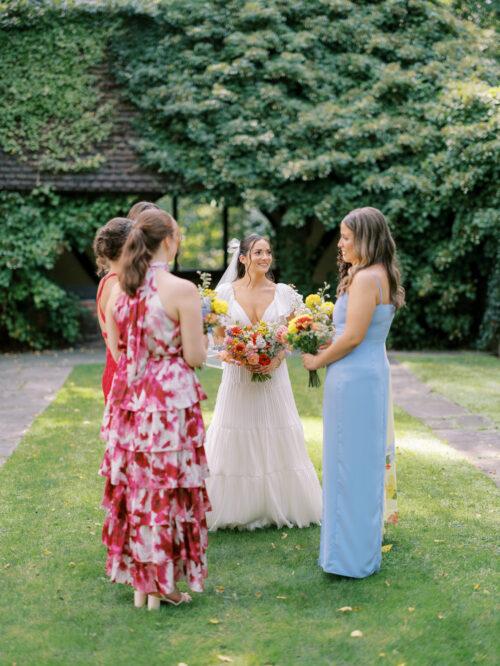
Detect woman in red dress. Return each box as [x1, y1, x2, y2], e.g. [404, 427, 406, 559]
[93, 203, 160, 401]
[100, 207, 210, 609]
[93, 218, 133, 401]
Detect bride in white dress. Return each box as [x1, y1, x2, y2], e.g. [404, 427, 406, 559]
[205, 234, 322, 531]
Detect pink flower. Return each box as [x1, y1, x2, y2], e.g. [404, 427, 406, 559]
[247, 352, 259, 365]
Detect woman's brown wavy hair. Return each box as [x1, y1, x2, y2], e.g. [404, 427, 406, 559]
[337, 207, 405, 309]
[93, 217, 133, 277]
[120, 208, 176, 296]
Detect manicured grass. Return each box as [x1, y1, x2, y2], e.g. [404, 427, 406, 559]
[396, 352, 500, 428]
[0, 359, 497, 665]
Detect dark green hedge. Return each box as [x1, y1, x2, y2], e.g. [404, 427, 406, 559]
[0, 189, 133, 349]
[109, 0, 499, 350]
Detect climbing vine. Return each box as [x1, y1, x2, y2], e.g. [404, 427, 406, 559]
[0, 188, 134, 349]
[0, 11, 117, 172]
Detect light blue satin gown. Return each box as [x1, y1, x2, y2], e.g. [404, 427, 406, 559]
[320, 279, 395, 578]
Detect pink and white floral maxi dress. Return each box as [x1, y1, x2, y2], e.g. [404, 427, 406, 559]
[99, 262, 211, 595]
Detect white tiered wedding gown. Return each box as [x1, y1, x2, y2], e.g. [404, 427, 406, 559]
[205, 282, 322, 531]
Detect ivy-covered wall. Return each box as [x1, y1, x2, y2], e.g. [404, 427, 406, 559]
[0, 5, 130, 349]
[0, 16, 114, 172]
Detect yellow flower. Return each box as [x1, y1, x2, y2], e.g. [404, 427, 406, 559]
[287, 318, 298, 335]
[385, 473, 397, 499]
[212, 298, 228, 315]
[305, 293, 321, 309]
[320, 301, 334, 316]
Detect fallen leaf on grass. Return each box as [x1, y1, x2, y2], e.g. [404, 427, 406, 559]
[385, 580, 391, 586]
[271, 543, 276, 549]
[434, 539, 444, 543]
[337, 606, 353, 612]
[255, 592, 262, 598]
[177, 663, 188, 666]
[437, 612, 445, 620]
[68, 562, 76, 568]
[276, 595, 287, 600]
[3, 563, 11, 569]
[42, 549, 52, 556]
[381, 544, 393, 553]
[350, 630, 363, 638]
[294, 545, 302, 550]
[215, 586, 225, 594]
[473, 584, 480, 590]
[217, 656, 233, 663]
[208, 618, 221, 625]
[407, 607, 415, 612]
[281, 533, 288, 539]
[379, 653, 386, 658]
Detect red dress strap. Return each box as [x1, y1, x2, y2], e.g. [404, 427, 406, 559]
[96, 272, 118, 322]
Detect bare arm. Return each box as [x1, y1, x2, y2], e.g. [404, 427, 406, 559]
[171, 281, 207, 368]
[303, 272, 377, 371]
[104, 284, 122, 363]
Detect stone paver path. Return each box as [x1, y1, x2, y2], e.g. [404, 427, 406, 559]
[390, 356, 499, 485]
[0, 348, 498, 485]
[0, 344, 104, 467]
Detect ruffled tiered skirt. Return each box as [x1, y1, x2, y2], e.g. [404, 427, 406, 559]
[205, 361, 322, 531]
[100, 383, 211, 594]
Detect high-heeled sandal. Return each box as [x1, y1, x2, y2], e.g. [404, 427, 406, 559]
[134, 590, 147, 608]
[147, 592, 192, 610]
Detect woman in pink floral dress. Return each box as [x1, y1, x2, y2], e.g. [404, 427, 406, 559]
[100, 207, 210, 610]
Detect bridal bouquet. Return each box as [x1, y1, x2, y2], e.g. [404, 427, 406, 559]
[197, 271, 229, 334]
[285, 283, 335, 388]
[220, 321, 287, 382]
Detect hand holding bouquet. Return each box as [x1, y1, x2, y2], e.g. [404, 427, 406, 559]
[285, 284, 335, 387]
[220, 321, 287, 382]
[197, 271, 229, 334]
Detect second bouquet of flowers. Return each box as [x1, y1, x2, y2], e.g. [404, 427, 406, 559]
[220, 321, 287, 382]
[285, 284, 335, 387]
[197, 271, 229, 334]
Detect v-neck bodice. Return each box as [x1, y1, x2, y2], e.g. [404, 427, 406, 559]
[231, 284, 277, 325]
[216, 282, 304, 326]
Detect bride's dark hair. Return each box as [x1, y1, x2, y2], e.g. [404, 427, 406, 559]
[236, 234, 274, 283]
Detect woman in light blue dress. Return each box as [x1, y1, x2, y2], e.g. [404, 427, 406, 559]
[303, 207, 405, 578]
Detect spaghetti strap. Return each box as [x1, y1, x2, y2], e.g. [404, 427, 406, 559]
[373, 275, 384, 305]
[96, 272, 117, 322]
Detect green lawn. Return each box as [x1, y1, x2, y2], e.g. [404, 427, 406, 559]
[0, 359, 497, 666]
[396, 352, 500, 428]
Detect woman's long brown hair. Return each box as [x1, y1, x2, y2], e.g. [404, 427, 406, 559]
[119, 208, 176, 296]
[337, 207, 405, 309]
